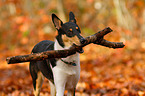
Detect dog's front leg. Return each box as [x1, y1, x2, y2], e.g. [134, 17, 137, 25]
[56, 86, 65, 96]
[67, 88, 75, 96]
[53, 67, 67, 96]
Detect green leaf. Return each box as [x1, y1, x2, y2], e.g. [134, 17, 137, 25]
[23, 30, 29, 37]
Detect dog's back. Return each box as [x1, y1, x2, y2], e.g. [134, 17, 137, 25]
[29, 40, 55, 95]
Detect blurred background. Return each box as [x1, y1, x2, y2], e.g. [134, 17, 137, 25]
[0, 0, 145, 96]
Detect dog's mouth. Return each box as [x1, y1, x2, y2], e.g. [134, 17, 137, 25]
[77, 38, 86, 53]
[77, 48, 84, 53]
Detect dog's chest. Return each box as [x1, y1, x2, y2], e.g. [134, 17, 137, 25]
[52, 40, 80, 89]
[52, 53, 80, 89]
[53, 39, 80, 75]
[56, 53, 80, 75]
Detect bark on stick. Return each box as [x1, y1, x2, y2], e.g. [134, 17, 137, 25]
[6, 27, 125, 64]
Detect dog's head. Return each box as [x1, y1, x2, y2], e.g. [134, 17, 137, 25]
[52, 12, 86, 53]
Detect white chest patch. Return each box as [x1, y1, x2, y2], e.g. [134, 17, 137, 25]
[52, 39, 81, 90]
[54, 39, 80, 75]
[55, 53, 80, 75]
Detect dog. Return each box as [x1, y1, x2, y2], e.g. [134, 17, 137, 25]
[29, 12, 86, 96]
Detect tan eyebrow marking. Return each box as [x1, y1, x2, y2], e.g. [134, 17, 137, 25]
[69, 28, 73, 31]
[76, 27, 78, 29]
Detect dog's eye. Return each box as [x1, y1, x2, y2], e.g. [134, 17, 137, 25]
[68, 28, 73, 36]
[76, 27, 79, 31]
[76, 27, 80, 33]
[69, 28, 73, 32]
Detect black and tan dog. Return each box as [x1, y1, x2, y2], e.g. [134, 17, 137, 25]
[29, 12, 86, 96]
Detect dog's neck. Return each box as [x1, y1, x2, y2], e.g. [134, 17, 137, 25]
[54, 38, 80, 67]
[54, 35, 70, 50]
[54, 39, 64, 50]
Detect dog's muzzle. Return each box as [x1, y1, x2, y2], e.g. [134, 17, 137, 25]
[80, 38, 86, 44]
[77, 37, 86, 53]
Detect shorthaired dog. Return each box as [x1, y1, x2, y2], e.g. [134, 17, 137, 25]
[29, 12, 86, 96]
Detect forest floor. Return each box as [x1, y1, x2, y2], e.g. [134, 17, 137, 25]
[0, 41, 145, 96]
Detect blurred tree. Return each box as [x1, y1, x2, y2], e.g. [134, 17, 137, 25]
[141, 9, 145, 40]
[0, 0, 144, 56]
[57, 0, 66, 22]
[113, 0, 137, 40]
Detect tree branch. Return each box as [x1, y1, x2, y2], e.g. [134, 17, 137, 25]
[6, 27, 125, 64]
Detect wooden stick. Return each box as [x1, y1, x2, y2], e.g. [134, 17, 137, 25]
[6, 27, 125, 64]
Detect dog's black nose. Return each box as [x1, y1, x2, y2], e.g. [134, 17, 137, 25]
[80, 38, 86, 44]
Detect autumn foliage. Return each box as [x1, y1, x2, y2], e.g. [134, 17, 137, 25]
[0, 0, 145, 96]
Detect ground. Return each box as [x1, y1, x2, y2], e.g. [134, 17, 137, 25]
[1, 42, 145, 96]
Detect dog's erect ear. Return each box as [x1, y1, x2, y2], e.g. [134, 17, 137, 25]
[69, 12, 76, 23]
[52, 14, 63, 30]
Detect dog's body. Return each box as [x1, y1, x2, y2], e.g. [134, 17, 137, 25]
[29, 12, 86, 96]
